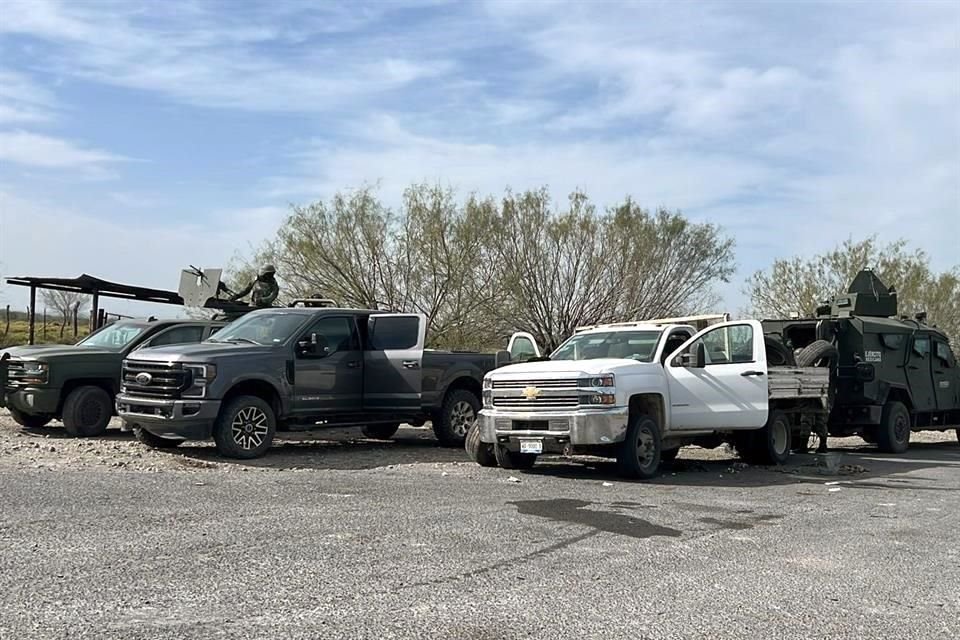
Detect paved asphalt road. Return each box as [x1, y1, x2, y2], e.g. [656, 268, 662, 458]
[2, 422, 959, 639]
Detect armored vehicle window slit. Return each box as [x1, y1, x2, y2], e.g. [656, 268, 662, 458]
[880, 334, 904, 350]
[912, 337, 930, 358]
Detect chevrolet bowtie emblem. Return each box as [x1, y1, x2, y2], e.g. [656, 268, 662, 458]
[522, 386, 540, 400]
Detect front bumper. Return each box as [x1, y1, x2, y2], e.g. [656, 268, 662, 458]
[116, 394, 220, 440]
[2, 387, 61, 415]
[478, 407, 629, 449]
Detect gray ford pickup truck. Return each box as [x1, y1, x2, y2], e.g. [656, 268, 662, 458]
[116, 307, 509, 458]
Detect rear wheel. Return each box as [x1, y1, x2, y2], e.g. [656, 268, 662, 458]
[134, 426, 183, 449]
[465, 421, 497, 467]
[62, 386, 113, 437]
[616, 414, 662, 479]
[876, 401, 910, 454]
[8, 408, 52, 429]
[213, 395, 276, 459]
[361, 423, 400, 440]
[433, 389, 479, 447]
[739, 410, 792, 465]
[494, 444, 537, 470]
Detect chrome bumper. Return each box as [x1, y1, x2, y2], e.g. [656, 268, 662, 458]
[478, 407, 630, 445]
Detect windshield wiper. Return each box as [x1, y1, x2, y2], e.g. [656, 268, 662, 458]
[221, 337, 261, 345]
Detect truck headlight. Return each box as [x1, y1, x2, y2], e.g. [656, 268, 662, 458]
[581, 374, 615, 388]
[580, 393, 617, 406]
[182, 363, 217, 397]
[483, 389, 493, 409]
[482, 376, 493, 390]
[20, 362, 49, 384]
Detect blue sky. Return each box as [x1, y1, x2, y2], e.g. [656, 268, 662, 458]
[0, 0, 957, 318]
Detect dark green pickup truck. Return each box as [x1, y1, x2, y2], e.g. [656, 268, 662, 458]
[1, 318, 223, 436]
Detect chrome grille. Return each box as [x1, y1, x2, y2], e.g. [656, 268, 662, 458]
[492, 378, 578, 389]
[122, 360, 189, 399]
[492, 395, 580, 410]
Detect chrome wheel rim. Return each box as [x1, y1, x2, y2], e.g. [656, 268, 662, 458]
[231, 406, 269, 450]
[450, 401, 476, 438]
[636, 426, 656, 469]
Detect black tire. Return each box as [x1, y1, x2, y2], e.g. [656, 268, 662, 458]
[465, 421, 497, 467]
[361, 423, 400, 440]
[861, 427, 878, 444]
[134, 426, 183, 449]
[212, 395, 276, 459]
[494, 444, 537, 470]
[764, 336, 796, 367]
[876, 401, 910, 454]
[433, 389, 480, 447]
[739, 410, 792, 465]
[661, 447, 680, 463]
[61, 386, 113, 437]
[616, 414, 662, 479]
[8, 408, 52, 429]
[796, 340, 839, 367]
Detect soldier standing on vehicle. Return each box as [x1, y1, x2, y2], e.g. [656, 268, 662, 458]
[230, 264, 280, 308]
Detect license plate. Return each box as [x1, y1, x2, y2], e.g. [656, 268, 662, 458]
[520, 439, 543, 454]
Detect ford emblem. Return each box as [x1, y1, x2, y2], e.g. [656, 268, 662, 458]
[135, 372, 153, 385]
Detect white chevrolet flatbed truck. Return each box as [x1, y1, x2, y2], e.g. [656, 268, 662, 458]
[468, 318, 830, 479]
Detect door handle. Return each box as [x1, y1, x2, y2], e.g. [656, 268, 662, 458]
[741, 370, 765, 377]
[908, 365, 920, 370]
[402, 360, 420, 369]
[346, 361, 361, 369]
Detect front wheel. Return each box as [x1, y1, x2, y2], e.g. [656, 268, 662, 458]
[213, 396, 276, 459]
[134, 426, 183, 449]
[465, 421, 497, 467]
[62, 385, 113, 437]
[433, 389, 480, 447]
[876, 401, 910, 454]
[616, 414, 662, 479]
[8, 408, 52, 429]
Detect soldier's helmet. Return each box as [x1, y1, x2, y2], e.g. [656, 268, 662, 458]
[259, 264, 277, 277]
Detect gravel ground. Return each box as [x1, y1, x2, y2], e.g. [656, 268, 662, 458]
[2, 411, 959, 639]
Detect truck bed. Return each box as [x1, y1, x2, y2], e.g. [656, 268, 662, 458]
[768, 366, 830, 400]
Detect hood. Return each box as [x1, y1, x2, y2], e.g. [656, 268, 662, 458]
[124, 341, 273, 363]
[0, 344, 116, 360]
[490, 358, 659, 379]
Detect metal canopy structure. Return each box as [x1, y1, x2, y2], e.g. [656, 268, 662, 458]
[5, 274, 184, 345]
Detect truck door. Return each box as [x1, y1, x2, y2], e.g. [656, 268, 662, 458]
[931, 338, 958, 411]
[906, 335, 935, 411]
[363, 314, 426, 413]
[665, 321, 769, 430]
[292, 315, 363, 415]
[507, 332, 541, 362]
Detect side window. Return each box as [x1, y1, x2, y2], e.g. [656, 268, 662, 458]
[301, 317, 359, 356]
[661, 330, 692, 364]
[912, 336, 930, 358]
[149, 325, 206, 347]
[510, 336, 538, 361]
[369, 316, 420, 350]
[692, 324, 755, 365]
[935, 341, 954, 367]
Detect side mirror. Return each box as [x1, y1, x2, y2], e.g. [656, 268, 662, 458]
[298, 333, 329, 357]
[694, 342, 706, 368]
[678, 343, 706, 368]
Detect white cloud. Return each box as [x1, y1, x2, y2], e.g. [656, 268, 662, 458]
[0, 130, 128, 170]
[0, 0, 455, 113]
[0, 69, 57, 124]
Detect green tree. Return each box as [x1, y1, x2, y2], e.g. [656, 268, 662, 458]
[745, 236, 960, 345]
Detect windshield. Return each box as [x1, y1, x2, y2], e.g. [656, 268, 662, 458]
[77, 323, 146, 350]
[208, 312, 307, 346]
[551, 330, 663, 362]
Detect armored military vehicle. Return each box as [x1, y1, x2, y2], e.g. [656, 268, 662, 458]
[762, 269, 960, 452]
